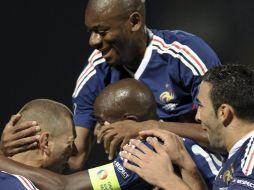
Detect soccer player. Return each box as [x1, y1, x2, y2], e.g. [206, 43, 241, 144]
[0, 79, 221, 190]
[1, 0, 221, 171]
[121, 64, 254, 190]
[0, 99, 75, 189]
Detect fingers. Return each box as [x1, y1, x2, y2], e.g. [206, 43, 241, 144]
[139, 129, 173, 143]
[120, 149, 142, 166]
[124, 139, 152, 156]
[12, 125, 40, 140]
[5, 141, 39, 156]
[7, 114, 22, 127]
[13, 121, 39, 132]
[93, 122, 101, 136]
[103, 130, 117, 154]
[1, 116, 41, 156]
[96, 125, 113, 143]
[5, 135, 40, 148]
[120, 137, 131, 149]
[108, 137, 122, 160]
[146, 137, 165, 154]
[122, 158, 140, 174]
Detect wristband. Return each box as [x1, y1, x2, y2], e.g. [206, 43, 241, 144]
[88, 163, 121, 190]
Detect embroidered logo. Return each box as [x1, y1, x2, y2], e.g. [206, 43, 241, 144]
[160, 90, 178, 111]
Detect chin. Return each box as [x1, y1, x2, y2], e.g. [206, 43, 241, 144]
[106, 59, 121, 67]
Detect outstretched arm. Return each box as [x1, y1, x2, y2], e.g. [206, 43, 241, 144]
[0, 154, 93, 190]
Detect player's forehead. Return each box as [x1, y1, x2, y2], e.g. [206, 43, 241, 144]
[85, 0, 127, 26]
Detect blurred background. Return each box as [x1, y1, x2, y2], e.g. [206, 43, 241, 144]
[1, 0, 253, 168]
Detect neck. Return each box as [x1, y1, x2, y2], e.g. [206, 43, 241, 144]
[9, 150, 43, 168]
[123, 27, 150, 71]
[225, 120, 254, 152]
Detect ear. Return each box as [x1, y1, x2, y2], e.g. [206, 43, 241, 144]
[38, 132, 51, 156]
[128, 12, 143, 32]
[124, 114, 138, 121]
[217, 104, 234, 127]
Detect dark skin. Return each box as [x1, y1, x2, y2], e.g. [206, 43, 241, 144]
[0, 0, 208, 166]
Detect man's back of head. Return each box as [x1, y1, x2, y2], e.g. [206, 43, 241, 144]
[11, 99, 75, 173]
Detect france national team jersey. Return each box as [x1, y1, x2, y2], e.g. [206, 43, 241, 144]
[0, 171, 38, 190]
[72, 28, 221, 129]
[213, 132, 254, 190]
[74, 28, 221, 189]
[89, 140, 221, 190]
[183, 138, 223, 188]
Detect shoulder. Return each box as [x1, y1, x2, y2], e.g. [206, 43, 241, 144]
[151, 29, 219, 58]
[72, 50, 108, 98]
[150, 29, 220, 76]
[151, 29, 213, 48]
[235, 136, 254, 177]
[0, 171, 38, 190]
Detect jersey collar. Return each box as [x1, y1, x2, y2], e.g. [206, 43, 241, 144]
[228, 130, 254, 159]
[133, 28, 154, 79]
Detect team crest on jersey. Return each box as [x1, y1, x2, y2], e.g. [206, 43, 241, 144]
[222, 165, 234, 184]
[160, 91, 174, 103]
[160, 90, 178, 111]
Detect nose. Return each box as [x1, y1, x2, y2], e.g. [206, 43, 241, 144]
[195, 108, 201, 123]
[89, 32, 103, 49]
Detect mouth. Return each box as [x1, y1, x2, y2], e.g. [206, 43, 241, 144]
[201, 124, 208, 131]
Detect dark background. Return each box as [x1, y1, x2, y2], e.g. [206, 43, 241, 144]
[1, 0, 254, 168]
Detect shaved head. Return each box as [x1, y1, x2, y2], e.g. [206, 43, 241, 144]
[17, 99, 73, 138]
[12, 99, 75, 173]
[86, 0, 146, 20]
[94, 79, 157, 124]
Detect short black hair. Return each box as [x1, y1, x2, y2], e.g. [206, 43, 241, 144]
[203, 64, 254, 122]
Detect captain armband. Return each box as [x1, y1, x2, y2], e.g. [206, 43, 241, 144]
[88, 163, 121, 190]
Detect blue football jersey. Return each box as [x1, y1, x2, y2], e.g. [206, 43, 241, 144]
[183, 138, 223, 189]
[106, 139, 221, 189]
[113, 140, 154, 190]
[0, 171, 38, 190]
[74, 28, 221, 189]
[72, 29, 221, 129]
[213, 133, 254, 190]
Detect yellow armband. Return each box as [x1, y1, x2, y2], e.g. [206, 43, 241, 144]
[88, 163, 121, 190]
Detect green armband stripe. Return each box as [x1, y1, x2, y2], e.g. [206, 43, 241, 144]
[88, 163, 121, 190]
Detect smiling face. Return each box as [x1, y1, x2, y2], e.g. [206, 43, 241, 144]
[85, 0, 146, 68]
[195, 81, 225, 149]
